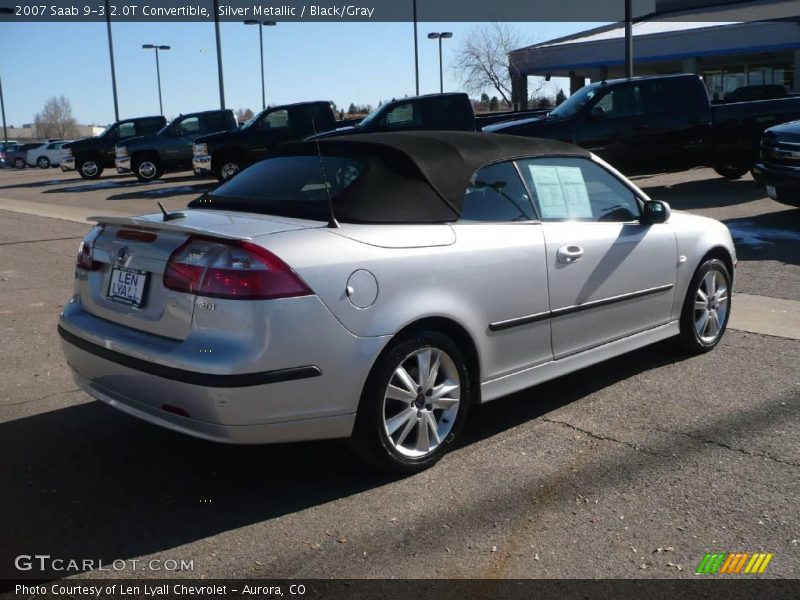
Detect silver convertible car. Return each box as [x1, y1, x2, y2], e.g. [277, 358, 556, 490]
[59, 132, 735, 472]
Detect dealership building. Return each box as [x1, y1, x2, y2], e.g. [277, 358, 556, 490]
[509, 0, 800, 106]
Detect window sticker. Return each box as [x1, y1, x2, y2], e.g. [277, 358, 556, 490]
[528, 165, 592, 219]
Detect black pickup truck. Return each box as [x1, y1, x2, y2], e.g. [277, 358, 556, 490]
[486, 74, 800, 179]
[193, 101, 337, 182]
[752, 120, 800, 207]
[311, 93, 546, 140]
[61, 115, 166, 179]
[115, 109, 237, 182]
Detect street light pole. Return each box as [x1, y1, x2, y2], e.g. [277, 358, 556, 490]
[0, 8, 10, 143]
[625, 0, 634, 78]
[427, 32, 453, 93]
[412, 0, 419, 95]
[213, 0, 225, 109]
[104, 0, 119, 121]
[244, 20, 277, 111]
[0, 75, 7, 145]
[142, 44, 170, 115]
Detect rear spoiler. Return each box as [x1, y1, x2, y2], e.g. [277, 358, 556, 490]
[87, 215, 252, 241]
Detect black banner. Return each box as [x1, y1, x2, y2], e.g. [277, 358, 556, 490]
[1, 0, 799, 22]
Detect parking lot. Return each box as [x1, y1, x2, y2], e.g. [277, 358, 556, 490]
[0, 165, 798, 579]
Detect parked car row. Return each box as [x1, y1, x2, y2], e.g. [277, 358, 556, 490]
[0, 139, 69, 169]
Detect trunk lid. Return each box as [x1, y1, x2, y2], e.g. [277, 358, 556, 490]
[79, 210, 317, 339]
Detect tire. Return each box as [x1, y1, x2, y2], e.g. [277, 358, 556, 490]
[77, 157, 104, 179]
[13, 158, 25, 169]
[678, 258, 732, 353]
[349, 331, 472, 474]
[213, 155, 242, 182]
[713, 163, 749, 180]
[133, 156, 163, 182]
[36, 156, 50, 169]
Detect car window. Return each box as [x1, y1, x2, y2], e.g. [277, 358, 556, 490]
[118, 122, 137, 138]
[204, 112, 232, 132]
[517, 157, 640, 222]
[592, 84, 643, 118]
[384, 103, 421, 128]
[176, 116, 200, 135]
[640, 78, 707, 116]
[422, 97, 471, 129]
[259, 109, 290, 130]
[461, 161, 535, 222]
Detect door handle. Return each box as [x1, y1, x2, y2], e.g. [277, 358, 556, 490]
[557, 245, 584, 264]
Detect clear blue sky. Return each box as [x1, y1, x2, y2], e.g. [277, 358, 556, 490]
[3, 21, 602, 126]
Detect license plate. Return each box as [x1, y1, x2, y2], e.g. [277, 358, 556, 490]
[107, 267, 148, 308]
[766, 185, 777, 199]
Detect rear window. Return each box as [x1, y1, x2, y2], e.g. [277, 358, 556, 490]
[190, 155, 365, 219]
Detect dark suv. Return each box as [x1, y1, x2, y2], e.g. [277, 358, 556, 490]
[115, 109, 237, 181]
[62, 116, 166, 179]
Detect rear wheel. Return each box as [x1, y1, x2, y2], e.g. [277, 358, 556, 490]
[678, 258, 731, 353]
[349, 331, 471, 474]
[133, 156, 163, 182]
[37, 156, 50, 169]
[713, 163, 749, 180]
[769, 185, 800, 208]
[78, 157, 103, 179]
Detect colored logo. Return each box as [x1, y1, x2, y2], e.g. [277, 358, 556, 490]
[696, 552, 773, 574]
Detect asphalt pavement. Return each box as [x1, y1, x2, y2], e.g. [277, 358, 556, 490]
[0, 165, 797, 581]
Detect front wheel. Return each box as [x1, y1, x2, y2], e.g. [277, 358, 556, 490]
[713, 163, 749, 180]
[78, 158, 104, 179]
[37, 156, 50, 169]
[214, 156, 242, 182]
[349, 332, 471, 474]
[133, 157, 163, 182]
[678, 258, 732, 353]
[13, 158, 25, 169]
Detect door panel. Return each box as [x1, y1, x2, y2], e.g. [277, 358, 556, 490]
[542, 221, 677, 358]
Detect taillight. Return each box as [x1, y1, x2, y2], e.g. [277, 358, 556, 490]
[163, 237, 312, 300]
[76, 227, 103, 271]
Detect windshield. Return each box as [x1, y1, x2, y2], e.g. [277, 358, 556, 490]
[357, 104, 387, 128]
[550, 84, 600, 118]
[98, 123, 116, 137]
[189, 155, 366, 220]
[242, 109, 268, 130]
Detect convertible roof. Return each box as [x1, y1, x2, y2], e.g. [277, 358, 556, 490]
[272, 132, 589, 222]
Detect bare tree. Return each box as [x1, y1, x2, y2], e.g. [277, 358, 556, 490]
[34, 96, 78, 139]
[235, 108, 255, 122]
[453, 23, 546, 108]
[452, 24, 524, 106]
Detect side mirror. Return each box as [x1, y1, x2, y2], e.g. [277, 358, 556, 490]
[641, 200, 670, 224]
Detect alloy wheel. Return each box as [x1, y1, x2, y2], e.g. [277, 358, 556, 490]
[694, 267, 729, 344]
[138, 161, 157, 179]
[382, 347, 461, 458]
[81, 161, 99, 177]
[221, 161, 240, 180]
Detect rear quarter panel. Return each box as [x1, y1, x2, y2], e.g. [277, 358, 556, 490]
[261, 223, 553, 382]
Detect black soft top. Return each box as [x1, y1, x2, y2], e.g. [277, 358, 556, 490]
[257, 132, 590, 223]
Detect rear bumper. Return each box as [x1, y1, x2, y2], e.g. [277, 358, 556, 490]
[193, 154, 212, 174]
[61, 156, 75, 172]
[115, 156, 132, 173]
[58, 296, 389, 444]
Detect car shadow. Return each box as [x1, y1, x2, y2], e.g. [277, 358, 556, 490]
[640, 177, 765, 210]
[40, 175, 211, 195]
[105, 183, 215, 201]
[0, 340, 691, 580]
[723, 208, 800, 266]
